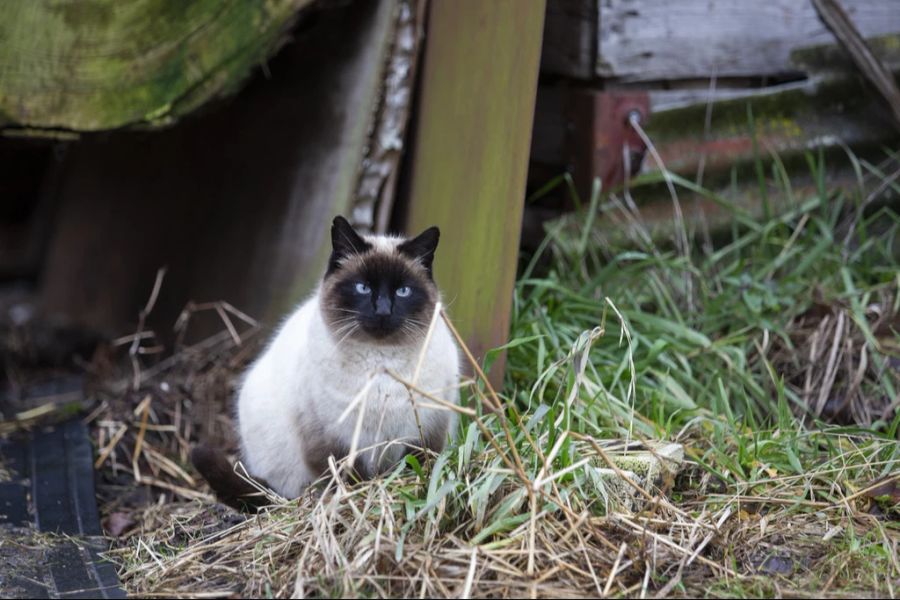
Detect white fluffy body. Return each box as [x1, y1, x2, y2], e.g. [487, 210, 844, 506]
[237, 244, 460, 498]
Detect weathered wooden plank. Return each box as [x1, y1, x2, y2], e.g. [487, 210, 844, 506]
[561, 76, 900, 245]
[645, 74, 898, 181]
[639, 33, 900, 112]
[403, 0, 546, 384]
[531, 36, 900, 212]
[646, 80, 812, 114]
[0, 0, 313, 132]
[597, 0, 900, 81]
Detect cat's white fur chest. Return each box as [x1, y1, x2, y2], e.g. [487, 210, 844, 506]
[237, 291, 460, 498]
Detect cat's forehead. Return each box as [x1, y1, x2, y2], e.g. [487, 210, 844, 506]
[340, 249, 418, 282]
[360, 233, 404, 253]
[330, 235, 425, 283]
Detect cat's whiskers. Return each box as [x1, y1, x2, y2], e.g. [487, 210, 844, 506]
[331, 319, 358, 336]
[400, 322, 426, 340]
[330, 316, 358, 329]
[330, 324, 357, 341]
[329, 318, 361, 346]
[334, 323, 361, 349]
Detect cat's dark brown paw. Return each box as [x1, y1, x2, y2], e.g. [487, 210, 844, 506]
[190, 444, 272, 513]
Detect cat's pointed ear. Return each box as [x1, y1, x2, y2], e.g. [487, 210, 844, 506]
[327, 216, 370, 276]
[398, 226, 440, 278]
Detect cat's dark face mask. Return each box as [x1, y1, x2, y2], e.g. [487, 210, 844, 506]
[321, 216, 440, 344]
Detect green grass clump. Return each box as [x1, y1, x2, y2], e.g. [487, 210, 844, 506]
[494, 148, 900, 595]
[510, 155, 898, 434]
[110, 150, 899, 598]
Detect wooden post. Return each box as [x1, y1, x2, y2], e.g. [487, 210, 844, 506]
[403, 0, 546, 385]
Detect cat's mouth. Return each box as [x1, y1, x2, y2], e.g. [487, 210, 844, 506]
[356, 314, 421, 342]
[360, 318, 402, 340]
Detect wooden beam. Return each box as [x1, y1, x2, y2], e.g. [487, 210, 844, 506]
[403, 0, 546, 384]
[0, 0, 313, 132]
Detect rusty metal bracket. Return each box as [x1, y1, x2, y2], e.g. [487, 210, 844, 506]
[565, 90, 650, 201]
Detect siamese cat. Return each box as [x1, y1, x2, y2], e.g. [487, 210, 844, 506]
[192, 216, 460, 510]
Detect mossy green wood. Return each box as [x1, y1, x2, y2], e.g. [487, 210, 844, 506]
[404, 0, 546, 381]
[0, 0, 312, 131]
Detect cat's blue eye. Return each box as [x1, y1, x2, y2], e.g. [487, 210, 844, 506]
[355, 282, 371, 295]
[396, 286, 412, 298]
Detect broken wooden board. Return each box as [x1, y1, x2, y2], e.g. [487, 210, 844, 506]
[402, 0, 546, 385]
[0, 0, 314, 132]
[639, 35, 900, 185]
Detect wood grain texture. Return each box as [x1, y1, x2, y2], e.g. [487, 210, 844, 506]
[642, 33, 900, 113]
[644, 73, 898, 184]
[0, 0, 312, 131]
[598, 0, 900, 81]
[403, 0, 546, 384]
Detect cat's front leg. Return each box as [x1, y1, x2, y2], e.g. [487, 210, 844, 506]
[395, 412, 451, 469]
[301, 428, 378, 484]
